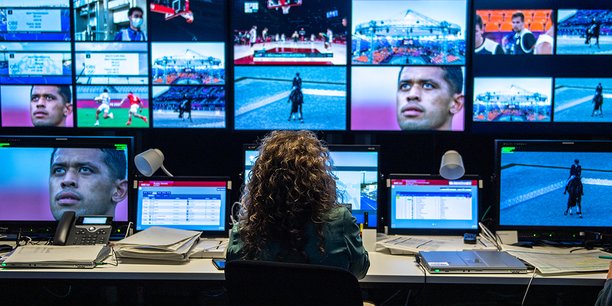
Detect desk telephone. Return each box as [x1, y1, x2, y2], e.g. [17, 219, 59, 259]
[53, 211, 113, 245]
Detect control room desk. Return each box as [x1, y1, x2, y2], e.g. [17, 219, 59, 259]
[0, 251, 608, 305]
[1, 251, 606, 285]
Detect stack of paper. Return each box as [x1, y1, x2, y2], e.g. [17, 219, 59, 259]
[188, 238, 228, 258]
[504, 246, 611, 274]
[377, 235, 498, 255]
[113, 226, 201, 261]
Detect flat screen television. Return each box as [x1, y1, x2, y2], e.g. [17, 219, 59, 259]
[0, 135, 133, 238]
[243, 144, 379, 227]
[495, 139, 612, 240]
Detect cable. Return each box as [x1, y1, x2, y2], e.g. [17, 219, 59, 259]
[479, 222, 502, 251]
[43, 285, 72, 299]
[229, 201, 242, 225]
[521, 267, 538, 306]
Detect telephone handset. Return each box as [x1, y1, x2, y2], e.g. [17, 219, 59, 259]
[53, 211, 113, 246]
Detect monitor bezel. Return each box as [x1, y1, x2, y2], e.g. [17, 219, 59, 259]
[387, 173, 481, 235]
[0, 135, 134, 240]
[134, 175, 231, 237]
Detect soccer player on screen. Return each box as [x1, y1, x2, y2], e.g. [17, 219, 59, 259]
[474, 14, 503, 55]
[114, 7, 147, 41]
[49, 148, 128, 220]
[396, 66, 464, 131]
[30, 85, 73, 127]
[501, 12, 536, 55]
[94, 88, 114, 126]
[120, 91, 148, 126]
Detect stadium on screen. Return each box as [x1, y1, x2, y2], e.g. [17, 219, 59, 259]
[352, 9, 465, 65]
[473, 81, 552, 122]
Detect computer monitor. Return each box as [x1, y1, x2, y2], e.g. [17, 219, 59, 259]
[495, 140, 612, 234]
[0, 135, 133, 237]
[388, 174, 480, 235]
[135, 177, 229, 236]
[243, 144, 379, 227]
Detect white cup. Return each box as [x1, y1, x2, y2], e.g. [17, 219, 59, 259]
[362, 229, 377, 252]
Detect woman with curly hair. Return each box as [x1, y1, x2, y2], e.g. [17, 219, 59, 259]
[226, 130, 370, 279]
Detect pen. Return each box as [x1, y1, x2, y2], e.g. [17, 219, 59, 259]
[599, 255, 612, 259]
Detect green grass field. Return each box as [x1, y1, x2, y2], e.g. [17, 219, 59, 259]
[76, 107, 150, 128]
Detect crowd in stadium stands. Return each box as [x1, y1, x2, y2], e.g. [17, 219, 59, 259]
[557, 10, 612, 36]
[152, 68, 225, 85]
[352, 37, 465, 64]
[153, 86, 225, 112]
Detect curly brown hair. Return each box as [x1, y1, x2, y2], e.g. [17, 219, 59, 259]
[238, 130, 339, 261]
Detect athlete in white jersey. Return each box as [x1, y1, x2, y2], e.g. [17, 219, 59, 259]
[94, 88, 114, 126]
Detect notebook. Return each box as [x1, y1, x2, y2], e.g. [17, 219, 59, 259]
[1, 245, 110, 269]
[418, 250, 528, 274]
[388, 174, 481, 235]
[135, 177, 230, 236]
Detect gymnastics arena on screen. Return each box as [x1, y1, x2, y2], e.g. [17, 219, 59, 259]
[473, 78, 552, 122]
[499, 150, 612, 227]
[152, 85, 225, 128]
[234, 66, 346, 130]
[75, 85, 150, 128]
[352, 0, 466, 65]
[557, 10, 612, 55]
[554, 78, 612, 122]
[233, 0, 348, 65]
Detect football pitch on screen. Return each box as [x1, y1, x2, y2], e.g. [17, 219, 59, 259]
[77, 108, 150, 128]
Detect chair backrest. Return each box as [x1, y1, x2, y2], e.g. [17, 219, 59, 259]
[225, 260, 363, 306]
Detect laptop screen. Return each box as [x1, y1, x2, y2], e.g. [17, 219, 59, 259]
[389, 176, 479, 234]
[135, 178, 228, 233]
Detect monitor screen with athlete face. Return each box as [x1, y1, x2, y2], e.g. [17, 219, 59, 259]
[496, 139, 612, 230]
[0, 135, 133, 237]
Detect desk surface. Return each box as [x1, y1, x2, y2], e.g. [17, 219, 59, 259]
[1, 251, 607, 286]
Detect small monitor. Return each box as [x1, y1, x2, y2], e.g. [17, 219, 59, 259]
[495, 140, 612, 232]
[243, 144, 379, 227]
[135, 177, 229, 235]
[0, 135, 133, 237]
[388, 174, 480, 235]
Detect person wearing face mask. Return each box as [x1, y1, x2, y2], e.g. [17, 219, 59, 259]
[114, 7, 147, 41]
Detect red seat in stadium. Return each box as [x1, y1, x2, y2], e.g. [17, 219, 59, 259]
[530, 23, 544, 32]
[485, 23, 499, 32]
[500, 23, 513, 32]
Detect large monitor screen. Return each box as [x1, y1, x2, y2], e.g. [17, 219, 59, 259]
[233, 0, 348, 65]
[472, 0, 612, 133]
[388, 175, 479, 234]
[0, 0, 227, 129]
[496, 140, 612, 230]
[135, 177, 228, 234]
[244, 145, 379, 227]
[0, 135, 133, 235]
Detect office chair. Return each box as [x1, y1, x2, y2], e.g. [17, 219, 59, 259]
[225, 260, 364, 306]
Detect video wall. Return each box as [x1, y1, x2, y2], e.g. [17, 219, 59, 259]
[0, 0, 610, 133]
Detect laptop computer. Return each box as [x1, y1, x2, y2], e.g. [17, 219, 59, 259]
[418, 250, 528, 274]
[1, 245, 111, 269]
